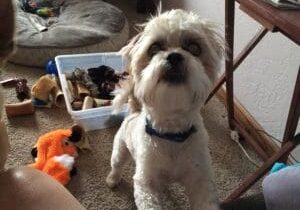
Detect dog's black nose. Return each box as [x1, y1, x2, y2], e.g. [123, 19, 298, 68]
[167, 53, 184, 66]
[164, 53, 186, 84]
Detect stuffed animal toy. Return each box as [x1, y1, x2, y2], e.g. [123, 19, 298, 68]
[31, 74, 64, 108]
[31, 74, 57, 104]
[29, 125, 84, 185]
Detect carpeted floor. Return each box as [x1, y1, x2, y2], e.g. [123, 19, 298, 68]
[2, 1, 263, 209]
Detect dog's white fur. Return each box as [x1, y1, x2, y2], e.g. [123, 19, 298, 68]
[106, 9, 224, 210]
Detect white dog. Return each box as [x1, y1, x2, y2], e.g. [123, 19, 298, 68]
[106, 9, 224, 210]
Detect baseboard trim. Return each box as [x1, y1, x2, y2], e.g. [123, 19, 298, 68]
[215, 88, 279, 159]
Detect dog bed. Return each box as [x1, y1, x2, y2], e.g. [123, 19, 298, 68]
[9, 0, 129, 67]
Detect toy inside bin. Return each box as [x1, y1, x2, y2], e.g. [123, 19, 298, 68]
[55, 52, 128, 131]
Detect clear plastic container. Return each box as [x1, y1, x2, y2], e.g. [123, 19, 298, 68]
[55, 52, 128, 131]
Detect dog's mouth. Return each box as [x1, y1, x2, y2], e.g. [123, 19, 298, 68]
[160, 52, 187, 85]
[162, 63, 186, 84]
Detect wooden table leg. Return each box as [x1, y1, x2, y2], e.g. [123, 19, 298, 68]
[281, 67, 300, 160]
[225, 0, 235, 130]
[224, 133, 300, 203]
[224, 69, 300, 202]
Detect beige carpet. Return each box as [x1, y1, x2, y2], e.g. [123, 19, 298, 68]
[2, 1, 262, 209]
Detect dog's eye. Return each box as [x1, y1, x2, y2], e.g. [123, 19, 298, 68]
[183, 42, 201, 56]
[148, 42, 163, 57]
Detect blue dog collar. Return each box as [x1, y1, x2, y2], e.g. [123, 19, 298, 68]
[145, 118, 197, 143]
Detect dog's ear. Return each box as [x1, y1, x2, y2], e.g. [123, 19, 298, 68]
[202, 21, 226, 60]
[120, 33, 142, 62]
[114, 33, 143, 114]
[112, 75, 141, 114]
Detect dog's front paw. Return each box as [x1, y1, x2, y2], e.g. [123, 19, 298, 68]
[106, 171, 121, 188]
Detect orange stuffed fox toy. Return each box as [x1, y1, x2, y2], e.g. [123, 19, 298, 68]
[29, 125, 84, 185]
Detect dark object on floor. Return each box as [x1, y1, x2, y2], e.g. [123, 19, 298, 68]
[0, 78, 19, 87]
[221, 193, 267, 210]
[15, 79, 30, 101]
[1, 78, 30, 101]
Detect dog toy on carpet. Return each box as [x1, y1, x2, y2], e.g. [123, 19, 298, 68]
[31, 74, 56, 107]
[31, 74, 64, 108]
[5, 99, 35, 117]
[1, 78, 35, 117]
[15, 79, 30, 101]
[29, 125, 84, 185]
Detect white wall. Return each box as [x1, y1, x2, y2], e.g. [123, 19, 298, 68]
[163, 0, 300, 159]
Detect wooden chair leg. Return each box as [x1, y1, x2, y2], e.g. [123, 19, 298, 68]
[223, 133, 300, 204]
[225, 0, 235, 130]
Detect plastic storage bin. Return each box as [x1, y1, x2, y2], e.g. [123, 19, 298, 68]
[55, 52, 128, 131]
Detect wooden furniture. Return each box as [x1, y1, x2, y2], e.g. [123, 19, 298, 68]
[206, 0, 300, 203]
